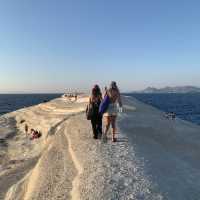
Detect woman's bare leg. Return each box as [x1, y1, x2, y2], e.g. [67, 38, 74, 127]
[111, 116, 117, 141]
[104, 116, 111, 138]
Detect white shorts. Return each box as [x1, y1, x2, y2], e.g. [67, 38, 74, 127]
[104, 103, 118, 117]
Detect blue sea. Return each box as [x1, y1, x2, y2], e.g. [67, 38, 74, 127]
[1, 93, 200, 126]
[0, 94, 61, 116]
[127, 93, 200, 125]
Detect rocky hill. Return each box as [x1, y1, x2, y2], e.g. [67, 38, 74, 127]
[138, 86, 200, 93]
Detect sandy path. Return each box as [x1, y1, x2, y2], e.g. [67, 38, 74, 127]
[4, 110, 162, 199]
[1, 96, 173, 200]
[0, 95, 200, 200]
[64, 113, 162, 200]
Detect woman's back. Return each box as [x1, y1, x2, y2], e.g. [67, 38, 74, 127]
[90, 92, 102, 115]
[108, 88, 122, 107]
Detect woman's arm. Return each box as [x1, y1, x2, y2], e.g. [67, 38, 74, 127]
[118, 93, 122, 107]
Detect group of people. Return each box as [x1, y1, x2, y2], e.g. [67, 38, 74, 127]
[164, 112, 176, 120]
[63, 93, 78, 101]
[25, 124, 42, 140]
[87, 81, 122, 142]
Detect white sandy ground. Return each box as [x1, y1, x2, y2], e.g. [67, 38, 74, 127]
[0, 95, 200, 199]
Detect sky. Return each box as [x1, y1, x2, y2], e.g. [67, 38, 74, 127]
[0, 0, 200, 93]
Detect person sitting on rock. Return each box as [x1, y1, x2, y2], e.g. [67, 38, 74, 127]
[30, 129, 42, 140]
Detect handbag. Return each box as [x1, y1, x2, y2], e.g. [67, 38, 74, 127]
[86, 100, 93, 120]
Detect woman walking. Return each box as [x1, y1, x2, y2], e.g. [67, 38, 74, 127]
[89, 85, 103, 139]
[104, 81, 122, 142]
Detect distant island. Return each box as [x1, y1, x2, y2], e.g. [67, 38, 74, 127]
[134, 86, 200, 93]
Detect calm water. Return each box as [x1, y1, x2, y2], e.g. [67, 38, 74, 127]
[0, 94, 61, 116]
[127, 93, 200, 125]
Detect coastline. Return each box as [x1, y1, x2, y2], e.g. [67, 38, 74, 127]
[0, 95, 200, 199]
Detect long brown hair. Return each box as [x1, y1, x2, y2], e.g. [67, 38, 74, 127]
[91, 85, 102, 101]
[108, 81, 122, 105]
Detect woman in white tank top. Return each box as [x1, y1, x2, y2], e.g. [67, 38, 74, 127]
[104, 81, 122, 142]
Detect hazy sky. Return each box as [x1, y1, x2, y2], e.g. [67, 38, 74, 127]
[0, 0, 200, 93]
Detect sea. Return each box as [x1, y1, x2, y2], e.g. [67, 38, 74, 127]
[0, 93, 200, 126]
[0, 94, 61, 116]
[126, 93, 200, 125]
